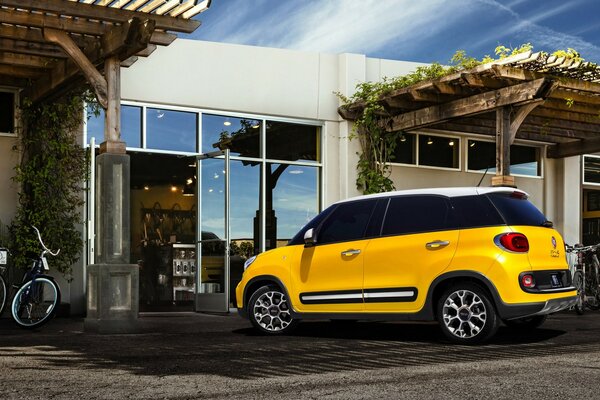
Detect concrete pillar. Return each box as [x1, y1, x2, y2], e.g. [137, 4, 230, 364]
[85, 56, 139, 333]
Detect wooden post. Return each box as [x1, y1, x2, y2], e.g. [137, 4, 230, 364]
[100, 56, 125, 154]
[492, 106, 516, 187]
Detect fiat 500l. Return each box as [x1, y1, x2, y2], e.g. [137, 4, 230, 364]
[236, 187, 577, 344]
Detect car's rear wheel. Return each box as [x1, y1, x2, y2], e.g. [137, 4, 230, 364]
[437, 283, 499, 344]
[248, 285, 298, 335]
[503, 314, 547, 329]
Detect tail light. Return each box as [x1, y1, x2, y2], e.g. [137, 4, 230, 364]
[496, 233, 529, 253]
[521, 274, 535, 288]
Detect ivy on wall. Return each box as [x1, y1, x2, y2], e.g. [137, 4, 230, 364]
[10, 91, 91, 276]
[337, 43, 584, 194]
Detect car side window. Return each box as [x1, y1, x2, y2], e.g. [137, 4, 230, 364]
[382, 195, 458, 236]
[317, 200, 376, 245]
[450, 195, 505, 228]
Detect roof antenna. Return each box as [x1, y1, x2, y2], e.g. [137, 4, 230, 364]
[477, 167, 489, 187]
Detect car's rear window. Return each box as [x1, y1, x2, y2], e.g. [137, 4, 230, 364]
[450, 195, 505, 229]
[486, 192, 547, 227]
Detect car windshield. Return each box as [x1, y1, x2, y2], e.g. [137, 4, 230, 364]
[486, 192, 548, 227]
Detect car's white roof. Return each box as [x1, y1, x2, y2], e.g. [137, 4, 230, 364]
[335, 186, 528, 204]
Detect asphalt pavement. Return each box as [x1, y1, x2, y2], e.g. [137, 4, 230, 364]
[1, 311, 600, 399]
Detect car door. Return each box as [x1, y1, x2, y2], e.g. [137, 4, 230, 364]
[363, 195, 459, 313]
[290, 199, 377, 313]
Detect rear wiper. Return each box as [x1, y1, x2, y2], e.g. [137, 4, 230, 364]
[542, 220, 553, 228]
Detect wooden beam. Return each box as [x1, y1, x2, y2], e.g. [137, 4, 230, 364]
[461, 73, 505, 88]
[386, 78, 549, 132]
[550, 89, 600, 105]
[509, 100, 545, 143]
[102, 18, 156, 60]
[543, 98, 600, 115]
[409, 89, 455, 103]
[0, 7, 108, 36]
[0, 38, 67, 59]
[150, 31, 177, 46]
[496, 106, 511, 178]
[0, 64, 44, 79]
[531, 107, 600, 125]
[43, 28, 108, 108]
[433, 82, 476, 96]
[547, 137, 600, 158]
[524, 114, 600, 134]
[0, 52, 55, 69]
[1, 0, 201, 33]
[136, 44, 157, 57]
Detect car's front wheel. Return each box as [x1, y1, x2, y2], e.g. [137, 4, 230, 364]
[248, 285, 298, 335]
[437, 283, 499, 344]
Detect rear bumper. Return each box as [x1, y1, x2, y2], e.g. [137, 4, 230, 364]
[499, 295, 578, 320]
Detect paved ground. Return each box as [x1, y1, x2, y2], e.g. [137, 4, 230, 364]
[1, 311, 600, 399]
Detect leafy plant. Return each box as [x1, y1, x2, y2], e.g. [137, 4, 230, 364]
[10, 91, 90, 276]
[337, 43, 586, 194]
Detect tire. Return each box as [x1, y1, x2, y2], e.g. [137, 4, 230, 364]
[11, 277, 60, 329]
[504, 314, 547, 329]
[436, 283, 499, 345]
[573, 271, 585, 315]
[248, 285, 298, 335]
[0, 275, 6, 317]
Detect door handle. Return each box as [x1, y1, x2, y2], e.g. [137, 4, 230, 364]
[426, 240, 450, 250]
[341, 249, 361, 256]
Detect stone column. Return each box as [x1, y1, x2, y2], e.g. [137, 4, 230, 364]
[85, 56, 139, 333]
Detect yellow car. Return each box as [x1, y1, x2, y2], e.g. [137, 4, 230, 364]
[236, 187, 577, 344]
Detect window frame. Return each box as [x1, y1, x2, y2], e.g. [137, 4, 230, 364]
[465, 137, 544, 179]
[0, 88, 18, 137]
[583, 154, 600, 186]
[389, 131, 462, 172]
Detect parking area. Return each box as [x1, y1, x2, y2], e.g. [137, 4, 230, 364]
[1, 311, 600, 399]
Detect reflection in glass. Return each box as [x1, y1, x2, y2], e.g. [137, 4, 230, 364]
[199, 158, 226, 294]
[202, 114, 261, 157]
[393, 133, 416, 164]
[266, 121, 319, 162]
[267, 164, 319, 250]
[121, 105, 142, 148]
[86, 105, 142, 148]
[229, 160, 261, 306]
[584, 156, 600, 185]
[147, 108, 197, 152]
[419, 135, 459, 168]
[468, 140, 540, 176]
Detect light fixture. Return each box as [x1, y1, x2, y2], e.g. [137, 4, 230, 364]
[208, 188, 214, 193]
[156, 110, 165, 119]
[427, 137, 433, 145]
[188, 162, 196, 168]
[470, 142, 476, 148]
[400, 135, 407, 142]
[143, 185, 150, 191]
[449, 140, 455, 147]
[171, 185, 178, 192]
[289, 169, 304, 175]
[213, 172, 219, 179]
[182, 185, 194, 197]
[186, 177, 194, 185]
[252, 123, 260, 129]
[223, 119, 232, 126]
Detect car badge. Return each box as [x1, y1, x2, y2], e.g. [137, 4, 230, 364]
[551, 236, 557, 249]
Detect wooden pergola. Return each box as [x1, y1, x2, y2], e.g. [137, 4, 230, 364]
[0, 0, 210, 151]
[338, 51, 600, 186]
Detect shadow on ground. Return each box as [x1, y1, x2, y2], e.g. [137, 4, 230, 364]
[1, 313, 595, 380]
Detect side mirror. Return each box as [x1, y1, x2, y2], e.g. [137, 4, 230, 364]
[304, 228, 316, 247]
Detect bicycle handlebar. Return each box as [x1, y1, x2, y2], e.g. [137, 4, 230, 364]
[566, 243, 600, 253]
[32, 226, 60, 257]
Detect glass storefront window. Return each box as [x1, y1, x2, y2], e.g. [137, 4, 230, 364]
[266, 121, 319, 163]
[392, 133, 416, 164]
[86, 105, 142, 148]
[0, 91, 15, 134]
[584, 156, 600, 185]
[468, 140, 541, 177]
[419, 135, 459, 169]
[202, 114, 261, 157]
[266, 163, 319, 250]
[147, 108, 197, 152]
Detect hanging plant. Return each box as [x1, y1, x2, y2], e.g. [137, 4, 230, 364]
[10, 91, 92, 276]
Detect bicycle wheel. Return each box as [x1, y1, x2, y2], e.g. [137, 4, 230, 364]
[11, 277, 60, 329]
[573, 271, 585, 315]
[0, 275, 6, 317]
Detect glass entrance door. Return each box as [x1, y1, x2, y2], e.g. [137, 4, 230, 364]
[196, 150, 230, 312]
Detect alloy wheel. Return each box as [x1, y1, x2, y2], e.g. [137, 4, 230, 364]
[252, 290, 293, 332]
[442, 289, 487, 339]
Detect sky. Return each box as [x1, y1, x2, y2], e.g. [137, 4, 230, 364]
[183, 0, 600, 65]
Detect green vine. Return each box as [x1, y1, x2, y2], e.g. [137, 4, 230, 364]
[337, 43, 587, 194]
[10, 91, 91, 276]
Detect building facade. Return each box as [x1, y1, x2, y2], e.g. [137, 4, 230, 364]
[0, 39, 591, 314]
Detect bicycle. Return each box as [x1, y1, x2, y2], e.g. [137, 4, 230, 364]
[567, 243, 600, 315]
[0, 226, 61, 329]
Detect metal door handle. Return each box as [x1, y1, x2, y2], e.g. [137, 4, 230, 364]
[426, 240, 450, 250]
[341, 249, 361, 256]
